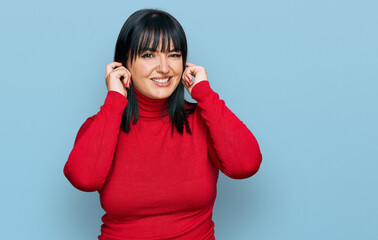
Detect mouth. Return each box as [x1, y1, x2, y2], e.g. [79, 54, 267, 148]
[150, 76, 172, 83]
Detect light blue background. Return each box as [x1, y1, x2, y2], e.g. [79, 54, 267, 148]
[1, 0, 377, 239]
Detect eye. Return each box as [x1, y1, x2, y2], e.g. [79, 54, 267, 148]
[141, 53, 153, 58]
[169, 53, 182, 58]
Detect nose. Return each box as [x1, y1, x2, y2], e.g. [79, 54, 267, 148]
[156, 55, 169, 74]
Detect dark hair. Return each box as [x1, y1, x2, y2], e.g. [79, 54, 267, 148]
[114, 8, 197, 135]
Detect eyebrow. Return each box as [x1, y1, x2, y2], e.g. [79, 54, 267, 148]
[140, 47, 181, 53]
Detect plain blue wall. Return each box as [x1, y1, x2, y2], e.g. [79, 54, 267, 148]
[1, 0, 377, 239]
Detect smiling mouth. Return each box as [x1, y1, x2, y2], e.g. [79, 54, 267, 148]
[151, 77, 171, 83]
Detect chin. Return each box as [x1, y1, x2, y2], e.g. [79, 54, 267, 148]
[152, 88, 174, 99]
[151, 83, 179, 99]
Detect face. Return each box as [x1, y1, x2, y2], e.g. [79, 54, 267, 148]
[126, 38, 183, 99]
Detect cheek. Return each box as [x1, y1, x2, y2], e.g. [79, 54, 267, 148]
[131, 63, 154, 80]
[172, 62, 183, 75]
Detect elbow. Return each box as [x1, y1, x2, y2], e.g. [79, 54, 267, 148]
[246, 150, 262, 178]
[63, 164, 103, 192]
[224, 150, 262, 180]
[225, 133, 263, 179]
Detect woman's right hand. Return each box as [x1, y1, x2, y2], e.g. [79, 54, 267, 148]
[105, 62, 131, 97]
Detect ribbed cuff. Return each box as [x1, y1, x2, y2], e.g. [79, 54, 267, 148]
[191, 80, 213, 101]
[104, 91, 128, 109]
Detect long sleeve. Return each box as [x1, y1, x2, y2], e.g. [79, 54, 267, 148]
[191, 81, 262, 179]
[63, 91, 128, 192]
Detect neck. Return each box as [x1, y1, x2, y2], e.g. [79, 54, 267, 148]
[133, 86, 169, 119]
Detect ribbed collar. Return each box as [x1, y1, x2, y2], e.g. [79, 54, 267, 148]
[133, 86, 169, 119]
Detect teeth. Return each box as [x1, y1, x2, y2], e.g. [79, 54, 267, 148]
[152, 78, 170, 83]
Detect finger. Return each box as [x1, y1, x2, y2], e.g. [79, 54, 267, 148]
[111, 66, 127, 75]
[182, 78, 190, 89]
[186, 72, 192, 81]
[124, 68, 131, 78]
[184, 73, 192, 87]
[106, 62, 123, 75]
[181, 68, 189, 81]
[121, 71, 131, 89]
[125, 69, 132, 88]
[186, 67, 195, 79]
[106, 62, 123, 76]
[113, 67, 129, 88]
[185, 62, 195, 67]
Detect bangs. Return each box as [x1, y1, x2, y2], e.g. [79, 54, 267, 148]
[139, 30, 182, 53]
[128, 16, 186, 63]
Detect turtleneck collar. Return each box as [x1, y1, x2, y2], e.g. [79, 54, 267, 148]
[133, 86, 169, 119]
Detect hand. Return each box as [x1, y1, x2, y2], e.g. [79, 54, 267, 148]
[181, 62, 208, 95]
[105, 62, 131, 97]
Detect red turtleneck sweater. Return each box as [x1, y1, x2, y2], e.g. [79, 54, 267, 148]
[63, 81, 262, 240]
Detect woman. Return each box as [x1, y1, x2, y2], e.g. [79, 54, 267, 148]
[64, 8, 262, 240]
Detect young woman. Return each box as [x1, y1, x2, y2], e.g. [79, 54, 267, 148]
[64, 8, 262, 240]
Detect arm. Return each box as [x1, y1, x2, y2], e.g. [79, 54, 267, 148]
[191, 81, 262, 179]
[63, 91, 128, 192]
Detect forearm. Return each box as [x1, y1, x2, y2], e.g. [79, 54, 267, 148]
[63, 91, 127, 191]
[192, 81, 262, 179]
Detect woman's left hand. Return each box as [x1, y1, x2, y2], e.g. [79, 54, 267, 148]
[181, 62, 208, 95]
